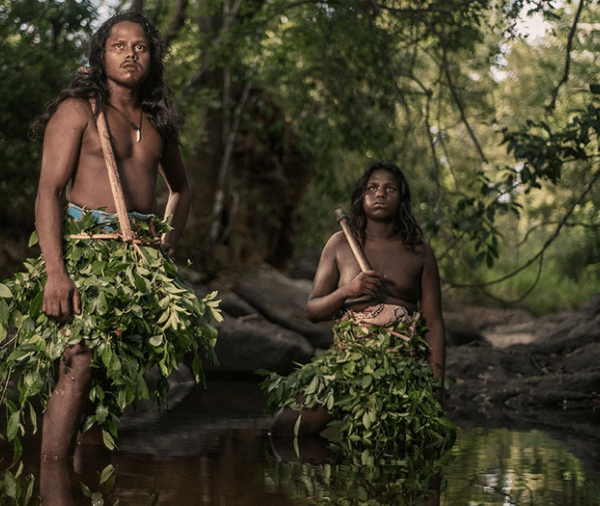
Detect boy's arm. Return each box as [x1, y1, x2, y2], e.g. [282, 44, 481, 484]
[420, 244, 446, 399]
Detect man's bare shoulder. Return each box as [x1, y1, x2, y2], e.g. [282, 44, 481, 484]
[421, 240, 435, 257]
[48, 97, 93, 130]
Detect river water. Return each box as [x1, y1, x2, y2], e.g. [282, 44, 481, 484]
[1, 377, 599, 505]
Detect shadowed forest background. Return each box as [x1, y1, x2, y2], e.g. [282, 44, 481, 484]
[2, 0, 600, 316]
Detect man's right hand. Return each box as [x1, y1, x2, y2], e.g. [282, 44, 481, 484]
[42, 273, 82, 322]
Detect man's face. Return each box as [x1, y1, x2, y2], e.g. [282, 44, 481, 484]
[362, 169, 401, 221]
[102, 21, 151, 90]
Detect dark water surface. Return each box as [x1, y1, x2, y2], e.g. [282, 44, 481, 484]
[1, 378, 599, 505]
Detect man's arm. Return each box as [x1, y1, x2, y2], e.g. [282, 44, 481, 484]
[35, 99, 89, 319]
[420, 244, 446, 399]
[158, 141, 192, 257]
[307, 233, 382, 322]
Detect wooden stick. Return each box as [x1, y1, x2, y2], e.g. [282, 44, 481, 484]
[90, 99, 133, 243]
[334, 208, 371, 272]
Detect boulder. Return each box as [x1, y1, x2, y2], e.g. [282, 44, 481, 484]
[206, 313, 314, 375]
[234, 266, 333, 349]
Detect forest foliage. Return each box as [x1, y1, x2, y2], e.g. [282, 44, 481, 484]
[2, 0, 600, 314]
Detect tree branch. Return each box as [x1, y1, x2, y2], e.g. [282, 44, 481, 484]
[449, 162, 600, 293]
[163, 0, 189, 45]
[209, 81, 253, 241]
[546, 0, 586, 112]
[441, 42, 488, 164]
[175, 0, 244, 108]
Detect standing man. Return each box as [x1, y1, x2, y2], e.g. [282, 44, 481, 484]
[30, 12, 197, 459]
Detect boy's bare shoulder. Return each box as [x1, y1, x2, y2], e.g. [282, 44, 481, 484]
[322, 231, 349, 252]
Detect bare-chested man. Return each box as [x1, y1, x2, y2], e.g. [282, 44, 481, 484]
[270, 162, 446, 436]
[34, 13, 190, 459]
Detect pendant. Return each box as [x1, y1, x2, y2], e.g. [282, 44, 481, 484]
[136, 128, 141, 143]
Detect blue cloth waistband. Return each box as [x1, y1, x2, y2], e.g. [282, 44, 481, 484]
[67, 203, 154, 231]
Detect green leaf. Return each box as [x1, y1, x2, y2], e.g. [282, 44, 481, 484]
[362, 411, 371, 430]
[134, 272, 149, 293]
[99, 464, 115, 485]
[91, 491, 104, 506]
[80, 481, 93, 498]
[28, 231, 39, 247]
[29, 290, 43, 319]
[7, 411, 21, 441]
[149, 335, 163, 347]
[293, 413, 302, 437]
[29, 402, 38, 435]
[102, 429, 117, 451]
[3, 469, 18, 499]
[95, 404, 109, 424]
[0, 299, 10, 327]
[0, 283, 12, 298]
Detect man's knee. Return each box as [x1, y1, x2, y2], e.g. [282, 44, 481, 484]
[61, 343, 92, 381]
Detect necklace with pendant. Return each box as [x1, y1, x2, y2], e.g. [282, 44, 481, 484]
[107, 102, 143, 142]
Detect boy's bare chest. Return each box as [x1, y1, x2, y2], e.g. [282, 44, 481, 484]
[364, 242, 424, 295]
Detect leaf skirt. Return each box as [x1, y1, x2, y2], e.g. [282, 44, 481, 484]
[0, 208, 220, 450]
[262, 310, 456, 457]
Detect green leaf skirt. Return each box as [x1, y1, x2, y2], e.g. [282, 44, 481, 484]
[0, 208, 220, 451]
[261, 308, 456, 458]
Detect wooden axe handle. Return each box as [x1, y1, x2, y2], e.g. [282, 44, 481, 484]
[335, 208, 371, 272]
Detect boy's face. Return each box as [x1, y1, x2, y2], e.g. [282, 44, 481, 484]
[363, 169, 401, 222]
[102, 21, 151, 90]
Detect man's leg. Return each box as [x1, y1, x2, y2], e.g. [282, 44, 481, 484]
[41, 343, 92, 459]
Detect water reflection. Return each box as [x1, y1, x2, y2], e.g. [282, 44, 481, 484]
[269, 435, 444, 505]
[443, 428, 600, 505]
[1, 380, 599, 505]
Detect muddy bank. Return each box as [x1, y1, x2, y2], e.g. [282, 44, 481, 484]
[442, 296, 600, 474]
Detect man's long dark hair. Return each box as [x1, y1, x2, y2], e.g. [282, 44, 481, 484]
[31, 12, 179, 145]
[348, 162, 424, 249]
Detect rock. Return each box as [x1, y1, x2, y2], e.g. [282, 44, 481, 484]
[234, 266, 333, 348]
[562, 342, 600, 374]
[291, 247, 322, 280]
[218, 291, 257, 318]
[119, 363, 196, 429]
[206, 313, 314, 375]
[445, 327, 484, 346]
[445, 295, 600, 438]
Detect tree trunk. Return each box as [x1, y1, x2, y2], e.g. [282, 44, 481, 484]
[182, 86, 311, 275]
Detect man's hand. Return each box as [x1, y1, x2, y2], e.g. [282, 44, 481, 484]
[161, 237, 176, 260]
[42, 273, 82, 322]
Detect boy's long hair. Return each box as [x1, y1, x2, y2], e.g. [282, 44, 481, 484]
[31, 12, 179, 145]
[348, 162, 424, 249]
